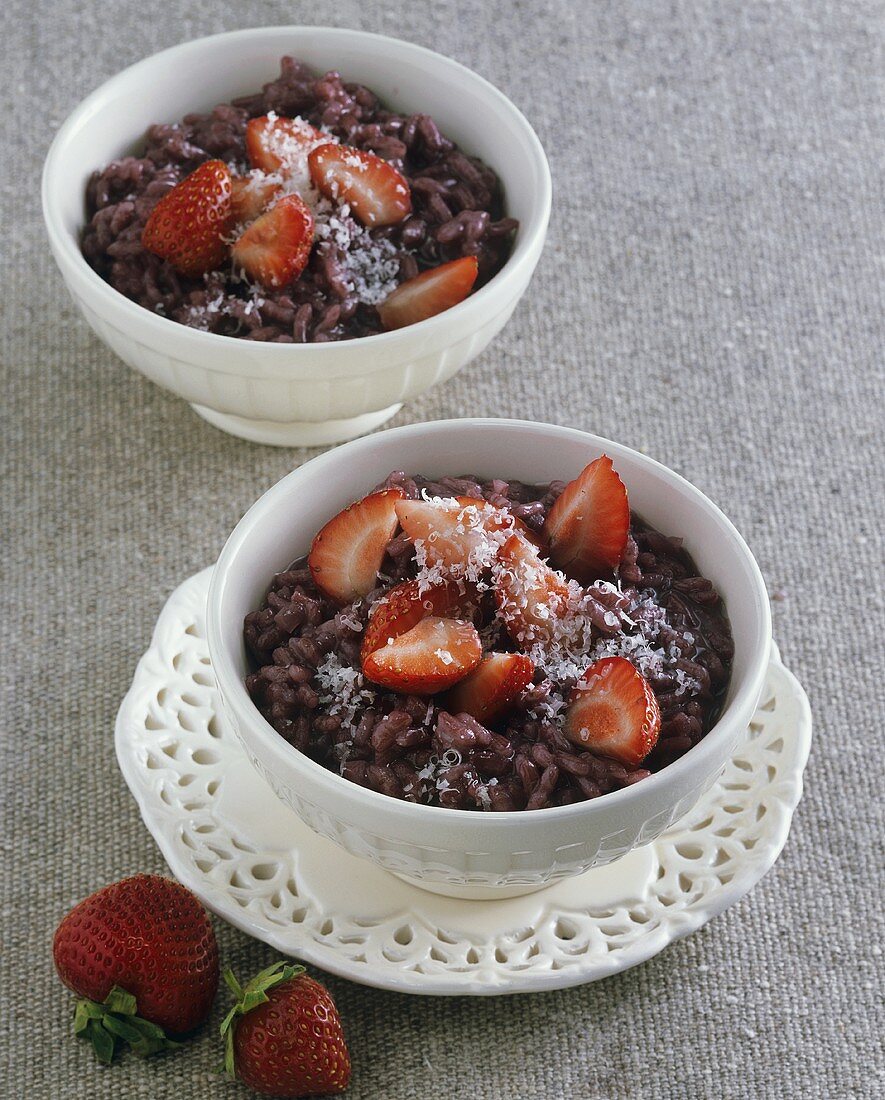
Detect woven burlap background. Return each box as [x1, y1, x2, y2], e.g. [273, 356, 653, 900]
[2, 1, 883, 1097]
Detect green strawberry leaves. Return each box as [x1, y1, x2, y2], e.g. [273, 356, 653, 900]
[73, 986, 182, 1064]
[219, 961, 306, 1078]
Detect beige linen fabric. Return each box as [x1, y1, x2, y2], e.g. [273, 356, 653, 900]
[2, 1, 883, 1096]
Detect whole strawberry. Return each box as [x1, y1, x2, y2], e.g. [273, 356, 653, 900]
[221, 962, 350, 1096]
[53, 873, 219, 1062]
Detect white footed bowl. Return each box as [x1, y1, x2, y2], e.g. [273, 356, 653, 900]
[206, 419, 772, 898]
[42, 28, 551, 446]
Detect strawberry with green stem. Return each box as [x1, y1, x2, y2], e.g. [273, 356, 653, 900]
[221, 961, 350, 1096]
[52, 873, 219, 1063]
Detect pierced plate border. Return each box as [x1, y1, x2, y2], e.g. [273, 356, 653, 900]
[115, 568, 811, 996]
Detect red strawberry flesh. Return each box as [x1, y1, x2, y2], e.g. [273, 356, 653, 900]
[446, 651, 535, 723]
[362, 615, 482, 693]
[378, 255, 478, 330]
[308, 141, 411, 227]
[494, 533, 573, 646]
[544, 455, 630, 582]
[230, 173, 283, 225]
[246, 114, 327, 174]
[394, 494, 526, 578]
[231, 192, 315, 289]
[141, 159, 232, 278]
[563, 655, 661, 765]
[361, 577, 476, 660]
[308, 488, 404, 603]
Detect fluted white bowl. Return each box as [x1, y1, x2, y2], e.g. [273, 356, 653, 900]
[42, 28, 551, 446]
[206, 419, 772, 898]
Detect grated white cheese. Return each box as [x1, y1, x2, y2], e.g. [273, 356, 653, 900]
[252, 118, 406, 307]
[522, 575, 703, 720]
[187, 113, 414, 328]
[410, 496, 525, 595]
[314, 204, 401, 305]
[314, 652, 378, 736]
[259, 112, 336, 200]
[315, 490, 705, 763]
[476, 783, 492, 811]
[416, 756, 438, 782]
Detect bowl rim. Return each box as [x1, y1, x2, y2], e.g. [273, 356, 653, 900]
[41, 25, 552, 357]
[207, 418, 773, 827]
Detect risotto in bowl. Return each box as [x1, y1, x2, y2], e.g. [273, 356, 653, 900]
[42, 28, 551, 445]
[207, 420, 771, 897]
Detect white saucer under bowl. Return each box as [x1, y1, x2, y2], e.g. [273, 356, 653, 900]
[115, 568, 811, 996]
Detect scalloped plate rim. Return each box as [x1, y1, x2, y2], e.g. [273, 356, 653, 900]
[114, 568, 811, 996]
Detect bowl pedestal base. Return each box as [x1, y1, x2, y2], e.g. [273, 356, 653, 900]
[391, 873, 557, 900]
[390, 850, 656, 900]
[190, 402, 402, 447]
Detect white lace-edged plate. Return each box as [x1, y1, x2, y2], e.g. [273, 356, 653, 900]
[115, 568, 811, 995]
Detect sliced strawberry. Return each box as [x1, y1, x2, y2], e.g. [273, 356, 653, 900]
[362, 616, 482, 694]
[445, 652, 535, 724]
[563, 656, 661, 766]
[394, 495, 530, 577]
[308, 142, 411, 227]
[494, 534, 573, 646]
[544, 456, 630, 583]
[231, 193, 314, 289]
[361, 578, 475, 661]
[378, 256, 478, 330]
[246, 115, 326, 174]
[230, 174, 283, 225]
[308, 488, 405, 603]
[141, 159, 232, 277]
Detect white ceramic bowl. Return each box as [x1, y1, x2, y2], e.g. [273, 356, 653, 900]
[206, 419, 772, 898]
[42, 27, 551, 447]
